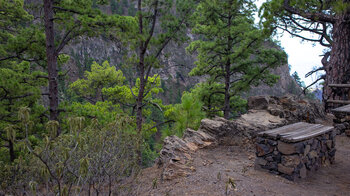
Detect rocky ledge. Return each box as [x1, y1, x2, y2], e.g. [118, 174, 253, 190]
[156, 95, 326, 180]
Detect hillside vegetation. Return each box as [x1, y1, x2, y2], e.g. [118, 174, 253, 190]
[0, 0, 331, 195]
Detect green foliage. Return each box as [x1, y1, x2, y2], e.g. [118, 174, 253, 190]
[292, 71, 305, 88]
[68, 60, 163, 166]
[69, 61, 126, 102]
[0, 0, 45, 66]
[165, 92, 205, 137]
[1, 113, 138, 195]
[0, 62, 47, 162]
[188, 0, 286, 118]
[189, 82, 247, 118]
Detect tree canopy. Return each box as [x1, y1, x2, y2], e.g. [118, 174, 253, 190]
[188, 0, 287, 119]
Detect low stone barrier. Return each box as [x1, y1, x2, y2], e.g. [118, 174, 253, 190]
[331, 104, 350, 136]
[255, 122, 335, 181]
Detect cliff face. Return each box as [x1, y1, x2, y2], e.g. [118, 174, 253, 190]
[62, 37, 300, 103]
[50, 0, 301, 103]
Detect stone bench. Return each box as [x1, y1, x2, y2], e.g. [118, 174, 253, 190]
[255, 122, 336, 181]
[331, 104, 350, 136]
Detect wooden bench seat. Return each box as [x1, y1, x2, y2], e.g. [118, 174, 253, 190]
[331, 104, 350, 114]
[255, 122, 336, 181]
[258, 122, 333, 142]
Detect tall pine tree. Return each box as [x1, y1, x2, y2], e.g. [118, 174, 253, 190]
[187, 0, 287, 119]
[41, 0, 135, 135]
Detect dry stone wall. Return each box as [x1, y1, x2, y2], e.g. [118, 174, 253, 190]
[255, 131, 336, 181]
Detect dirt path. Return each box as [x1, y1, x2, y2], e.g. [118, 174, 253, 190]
[134, 135, 350, 196]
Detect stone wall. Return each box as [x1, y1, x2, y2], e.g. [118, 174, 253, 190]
[333, 112, 350, 136]
[255, 131, 336, 181]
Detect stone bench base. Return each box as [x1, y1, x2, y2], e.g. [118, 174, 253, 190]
[255, 123, 336, 181]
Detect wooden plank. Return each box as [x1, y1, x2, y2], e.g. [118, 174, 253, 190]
[259, 122, 306, 135]
[329, 84, 350, 88]
[286, 126, 333, 142]
[279, 124, 324, 139]
[326, 100, 350, 104]
[258, 122, 308, 139]
[280, 124, 325, 140]
[331, 104, 350, 114]
[259, 122, 334, 143]
[265, 125, 314, 139]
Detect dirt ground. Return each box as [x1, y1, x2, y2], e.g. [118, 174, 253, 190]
[132, 134, 350, 196]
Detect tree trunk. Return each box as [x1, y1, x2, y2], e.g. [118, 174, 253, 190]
[9, 140, 15, 162]
[136, 60, 145, 165]
[223, 62, 230, 119]
[224, 15, 232, 120]
[136, 0, 144, 166]
[323, 13, 350, 109]
[44, 0, 59, 133]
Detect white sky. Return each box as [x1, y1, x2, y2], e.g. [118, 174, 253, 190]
[255, 0, 326, 88]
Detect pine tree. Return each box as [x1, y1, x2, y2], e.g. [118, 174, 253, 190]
[42, 0, 136, 135]
[187, 0, 287, 119]
[128, 0, 196, 164]
[0, 0, 47, 162]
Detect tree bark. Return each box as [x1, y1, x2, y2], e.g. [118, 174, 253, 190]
[224, 61, 231, 119]
[44, 0, 59, 133]
[223, 14, 232, 120]
[9, 140, 15, 162]
[136, 0, 144, 166]
[323, 12, 350, 108]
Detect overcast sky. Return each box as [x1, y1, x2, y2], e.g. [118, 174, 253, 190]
[255, 0, 327, 88]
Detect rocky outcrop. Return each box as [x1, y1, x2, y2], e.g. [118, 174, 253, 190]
[157, 128, 216, 180]
[157, 95, 326, 180]
[248, 95, 325, 124]
[157, 116, 286, 180]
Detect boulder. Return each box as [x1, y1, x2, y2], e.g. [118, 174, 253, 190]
[248, 96, 269, 110]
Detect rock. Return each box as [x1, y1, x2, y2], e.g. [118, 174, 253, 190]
[256, 143, 273, 157]
[278, 141, 304, 155]
[281, 155, 301, 167]
[255, 157, 268, 166]
[278, 164, 294, 175]
[256, 137, 265, 144]
[335, 123, 346, 132]
[248, 96, 269, 110]
[308, 150, 318, 159]
[183, 128, 217, 148]
[328, 148, 336, 157]
[266, 139, 278, 146]
[199, 119, 227, 137]
[265, 162, 278, 170]
[273, 151, 282, 162]
[299, 163, 307, 178]
[311, 139, 319, 150]
[266, 155, 274, 162]
[157, 127, 221, 180]
[248, 95, 325, 124]
[326, 140, 333, 150]
[304, 145, 311, 156]
[240, 110, 286, 131]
